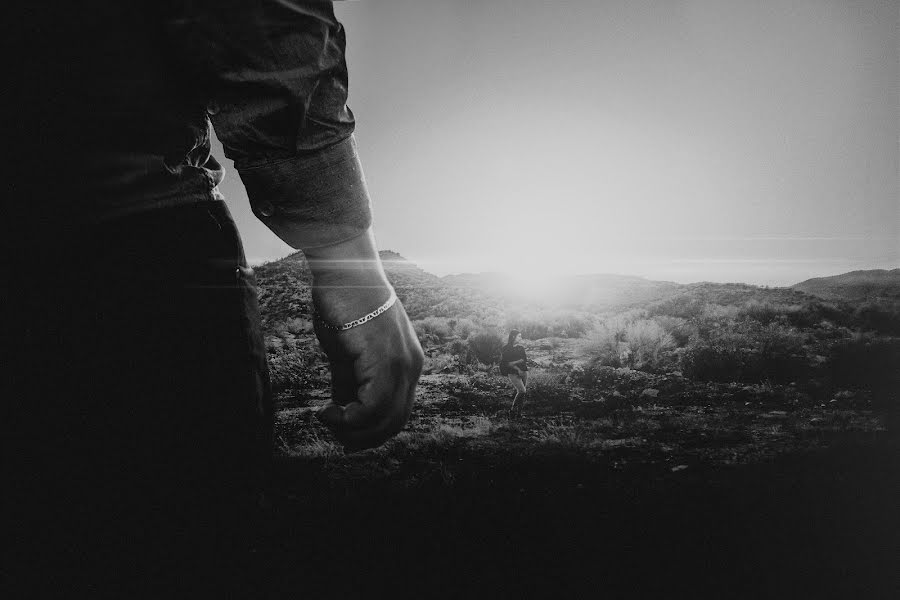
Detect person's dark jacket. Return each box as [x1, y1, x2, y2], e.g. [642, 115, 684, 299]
[500, 345, 527, 376]
[6, 1, 370, 250]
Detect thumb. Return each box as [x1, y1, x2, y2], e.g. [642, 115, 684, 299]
[316, 402, 346, 428]
[316, 399, 380, 430]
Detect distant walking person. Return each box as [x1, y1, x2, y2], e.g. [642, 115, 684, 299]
[500, 329, 528, 416]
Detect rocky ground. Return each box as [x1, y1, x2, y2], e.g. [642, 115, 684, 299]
[261, 339, 894, 599]
[251, 258, 898, 598]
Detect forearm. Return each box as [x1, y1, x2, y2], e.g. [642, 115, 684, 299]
[307, 227, 423, 451]
[301, 227, 393, 327]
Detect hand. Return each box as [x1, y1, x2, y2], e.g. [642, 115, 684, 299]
[305, 230, 424, 451]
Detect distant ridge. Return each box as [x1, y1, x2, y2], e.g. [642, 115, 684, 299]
[377, 251, 443, 287]
[792, 269, 900, 303]
[254, 252, 900, 329]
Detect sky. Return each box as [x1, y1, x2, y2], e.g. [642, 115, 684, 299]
[214, 0, 899, 286]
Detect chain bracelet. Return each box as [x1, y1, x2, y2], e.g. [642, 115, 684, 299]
[315, 288, 398, 332]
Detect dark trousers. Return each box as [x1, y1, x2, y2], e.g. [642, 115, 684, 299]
[5, 201, 273, 595]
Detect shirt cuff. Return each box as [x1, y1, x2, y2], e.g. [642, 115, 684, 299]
[235, 135, 373, 250]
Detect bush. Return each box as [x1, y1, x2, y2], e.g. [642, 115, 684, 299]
[624, 319, 675, 371]
[412, 317, 451, 344]
[505, 311, 593, 340]
[654, 315, 695, 347]
[574, 363, 619, 389]
[552, 313, 592, 338]
[680, 322, 810, 384]
[580, 323, 624, 368]
[581, 316, 677, 372]
[755, 323, 809, 382]
[854, 302, 900, 335]
[680, 337, 752, 383]
[468, 328, 504, 364]
[648, 295, 706, 320]
[422, 353, 459, 375]
[448, 338, 472, 361]
[740, 301, 783, 325]
[451, 317, 478, 339]
[738, 300, 860, 331]
[507, 317, 551, 340]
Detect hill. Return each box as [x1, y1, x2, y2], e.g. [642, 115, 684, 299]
[254, 252, 689, 334]
[253, 250, 499, 329]
[254, 253, 900, 335]
[792, 268, 900, 303]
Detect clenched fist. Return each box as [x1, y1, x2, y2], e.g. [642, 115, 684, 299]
[304, 229, 423, 451]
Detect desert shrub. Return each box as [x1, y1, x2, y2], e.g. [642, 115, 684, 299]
[551, 313, 592, 338]
[505, 310, 593, 340]
[448, 338, 472, 360]
[580, 323, 625, 367]
[701, 303, 742, 321]
[738, 300, 857, 331]
[648, 295, 706, 320]
[680, 336, 752, 383]
[468, 328, 504, 364]
[654, 315, 695, 347]
[574, 363, 619, 389]
[451, 317, 479, 339]
[782, 302, 829, 329]
[411, 323, 434, 344]
[681, 322, 810, 384]
[507, 316, 551, 340]
[740, 301, 783, 325]
[414, 316, 461, 346]
[754, 323, 809, 382]
[422, 353, 459, 375]
[693, 304, 745, 340]
[624, 319, 675, 371]
[581, 316, 677, 372]
[854, 302, 900, 335]
[413, 316, 453, 340]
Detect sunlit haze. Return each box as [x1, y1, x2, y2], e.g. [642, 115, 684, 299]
[215, 0, 899, 286]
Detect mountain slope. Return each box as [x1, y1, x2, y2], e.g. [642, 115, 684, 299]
[255, 252, 900, 334]
[253, 250, 492, 329]
[792, 269, 900, 303]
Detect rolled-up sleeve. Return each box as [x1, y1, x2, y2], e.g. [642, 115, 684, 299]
[166, 1, 371, 249]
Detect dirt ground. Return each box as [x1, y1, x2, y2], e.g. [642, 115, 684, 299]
[259, 375, 897, 599]
[247, 259, 899, 598]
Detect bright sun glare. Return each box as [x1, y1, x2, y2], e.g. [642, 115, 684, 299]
[494, 263, 574, 302]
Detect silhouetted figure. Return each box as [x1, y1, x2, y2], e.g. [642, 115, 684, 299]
[5, 2, 423, 595]
[500, 329, 528, 416]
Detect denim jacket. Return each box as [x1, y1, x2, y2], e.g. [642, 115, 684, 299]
[6, 1, 370, 250]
